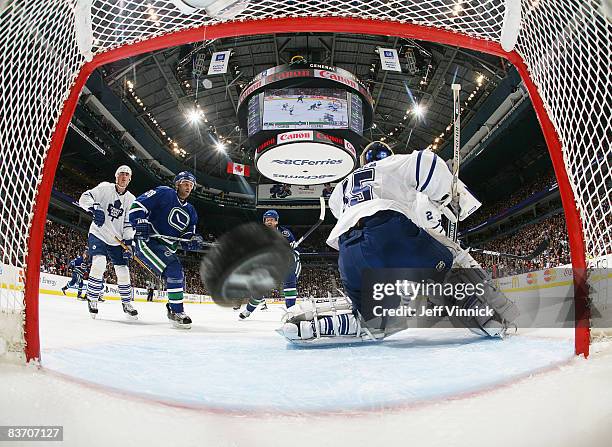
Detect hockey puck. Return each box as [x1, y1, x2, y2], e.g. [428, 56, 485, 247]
[200, 223, 295, 306]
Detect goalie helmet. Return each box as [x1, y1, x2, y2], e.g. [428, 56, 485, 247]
[174, 171, 196, 186]
[263, 209, 279, 222]
[359, 141, 394, 166]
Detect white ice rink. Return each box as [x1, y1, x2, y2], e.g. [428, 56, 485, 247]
[1, 293, 612, 446]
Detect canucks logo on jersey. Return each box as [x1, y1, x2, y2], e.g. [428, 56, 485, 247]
[107, 199, 124, 222]
[168, 207, 191, 232]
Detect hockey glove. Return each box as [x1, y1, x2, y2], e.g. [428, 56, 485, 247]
[183, 234, 205, 251]
[134, 219, 152, 241]
[122, 239, 133, 260]
[89, 207, 105, 227]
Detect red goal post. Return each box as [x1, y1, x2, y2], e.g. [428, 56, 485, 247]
[0, 1, 608, 362]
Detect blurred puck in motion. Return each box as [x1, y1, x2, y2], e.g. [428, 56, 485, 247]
[200, 222, 294, 306]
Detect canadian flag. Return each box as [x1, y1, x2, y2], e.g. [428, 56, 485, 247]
[227, 161, 250, 177]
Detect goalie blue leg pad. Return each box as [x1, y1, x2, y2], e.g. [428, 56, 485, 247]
[338, 211, 453, 312]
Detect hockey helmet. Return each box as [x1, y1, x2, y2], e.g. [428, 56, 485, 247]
[359, 141, 394, 166]
[115, 165, 132, 177]
[174, 171, 196, 186]
[263, 209, 279, 223]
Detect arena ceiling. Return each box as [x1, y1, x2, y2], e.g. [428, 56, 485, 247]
[100, 32, 512, 181]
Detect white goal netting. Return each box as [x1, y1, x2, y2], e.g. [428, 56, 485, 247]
[0, 1, 610, 360]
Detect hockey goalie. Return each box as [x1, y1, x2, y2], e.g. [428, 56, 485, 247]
[280, 142, 519, 345]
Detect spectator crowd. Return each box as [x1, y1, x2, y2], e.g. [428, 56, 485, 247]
[473, 213, 570, 276]
[463, 170, 557, 229]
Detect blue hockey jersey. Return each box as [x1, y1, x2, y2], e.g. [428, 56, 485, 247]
[129, 186, 198, 251]
[70, 256, 90, 276]
[278, 225, 296, 245]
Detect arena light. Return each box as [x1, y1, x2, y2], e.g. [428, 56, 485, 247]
[216, 142, 226, 152]
[412, 103, 425, 117]
[186, 109, 202, 124]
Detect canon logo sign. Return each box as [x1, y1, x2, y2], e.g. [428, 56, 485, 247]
[277, 131, 314, 144]
[316, 69, 357, 90]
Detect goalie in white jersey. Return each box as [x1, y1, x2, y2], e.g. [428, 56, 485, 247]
[281, 142, 518, 343]
[79, 165, 138, 319]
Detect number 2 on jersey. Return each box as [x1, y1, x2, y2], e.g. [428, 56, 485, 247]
[342, 168, 375, 209]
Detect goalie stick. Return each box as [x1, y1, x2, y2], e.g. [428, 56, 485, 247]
[292, 197, 326, 249]
[468, 239, 549, 261]
[447, 83, 462, 242]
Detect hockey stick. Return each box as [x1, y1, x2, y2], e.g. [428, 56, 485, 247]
[469, 239, 549, 261]
[114, 237, 159, 278]
[150, 234, 216, 247]
[447, 83, 462, 242]
[292, 197, 326, 249]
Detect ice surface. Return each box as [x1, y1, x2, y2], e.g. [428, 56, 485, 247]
[1, 294, 612, 446]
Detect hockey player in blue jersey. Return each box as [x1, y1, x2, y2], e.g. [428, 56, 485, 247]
[238, 209, 301, 319]
[129, 171, 205, 328]
[61, 250, 90, 300]
[281, 141, 519, 343]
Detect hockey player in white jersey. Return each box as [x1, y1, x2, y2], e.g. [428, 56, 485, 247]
[281, 141, 519, 343]
[79, 165, 138, 319]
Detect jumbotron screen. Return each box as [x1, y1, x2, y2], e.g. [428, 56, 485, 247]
[262, 88, 349, 130]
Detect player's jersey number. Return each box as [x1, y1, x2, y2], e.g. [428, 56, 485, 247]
[342, 167, 375, 210]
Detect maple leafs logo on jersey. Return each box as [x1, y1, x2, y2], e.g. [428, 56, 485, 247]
[107, 199, 124, 221]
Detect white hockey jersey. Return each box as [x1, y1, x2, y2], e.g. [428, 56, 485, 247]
[326, 151, 457, 250]
[79, 182, 136, 246]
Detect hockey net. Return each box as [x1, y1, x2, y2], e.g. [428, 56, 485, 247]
[0, 1, 609, 361]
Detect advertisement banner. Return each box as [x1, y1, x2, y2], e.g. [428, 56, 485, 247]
[208, 50, 231, 75]
[258, 183, 336, 201]
[378, 48, 402, 72]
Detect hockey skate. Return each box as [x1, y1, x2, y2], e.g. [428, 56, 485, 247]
[166, 303, 192, 329]
[232, 304, 241, 310]
[87, 299, 98, 319]
[260, 301, 268, 311]
[122, 301, 138, 320]
[61, 287, 67, 295]
[238, 309, 251, 320]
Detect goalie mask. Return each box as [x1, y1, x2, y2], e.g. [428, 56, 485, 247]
[359, 141, 394, 166]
